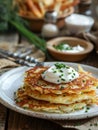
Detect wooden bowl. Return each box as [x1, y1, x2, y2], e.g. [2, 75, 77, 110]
[20, 7, 74, 32]
[47, 37, 94, 61]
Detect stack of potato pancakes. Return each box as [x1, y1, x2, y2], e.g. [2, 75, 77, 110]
[15, 65, 98, 113]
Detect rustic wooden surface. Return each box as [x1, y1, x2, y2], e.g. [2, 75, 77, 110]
[0, 1, 98, 130]
[0, 104, 7, 130]
[0, 50, 98, 130]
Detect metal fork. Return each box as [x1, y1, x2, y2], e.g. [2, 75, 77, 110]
[0, 48, 38, 62]
[0, 49, 44, 67]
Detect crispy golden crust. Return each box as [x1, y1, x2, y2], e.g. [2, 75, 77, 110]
[15, 88, 92, 113]
[24, 66, 98, 95]
[14, 65, 98, 113]
[24, 86, 97, 104]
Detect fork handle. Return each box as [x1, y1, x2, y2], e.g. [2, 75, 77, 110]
[0, 48, 38, 63]
[0, 53, 35, 67]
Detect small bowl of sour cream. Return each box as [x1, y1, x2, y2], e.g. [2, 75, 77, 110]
[47, 37, 94, 61]
[65, 13, 94, 34]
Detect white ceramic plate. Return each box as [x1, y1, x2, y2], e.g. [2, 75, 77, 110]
[0, 62, 98, 120]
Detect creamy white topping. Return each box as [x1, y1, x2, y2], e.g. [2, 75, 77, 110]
[54, 43, 84, 53]
[41, 63, 79, 84]
[62, 44, 84, 53]
[65, 14, 93, 25]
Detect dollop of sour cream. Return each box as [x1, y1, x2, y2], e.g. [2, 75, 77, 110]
[41, 63, 79, 84]
[54, 43, 84, 53]
[62, 44, 84, 53]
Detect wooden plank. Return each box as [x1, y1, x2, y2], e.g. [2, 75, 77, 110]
[80, 51, 98, 68]
[0, 104, 7, 130]
[7, 110, 72, 130]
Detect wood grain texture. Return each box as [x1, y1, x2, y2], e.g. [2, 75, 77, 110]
[7, 110, 75, 130]
[0, 104, 7, 130]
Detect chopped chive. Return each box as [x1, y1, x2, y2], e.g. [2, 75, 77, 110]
[61, 78, 65, 81]
[60, 70, 63, 72]
[94, 123, 98, 126]
[73, 73, 76, 75]
[55, 63, 66, 69]
[60, 86, 64, 90]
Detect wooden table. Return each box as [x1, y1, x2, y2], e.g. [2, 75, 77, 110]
[0, 49, 98, 130]
[0, 1, 98, 130]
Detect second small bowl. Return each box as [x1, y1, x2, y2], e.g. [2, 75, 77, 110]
[47, 37, 94, 61]
[65, 14, 94, 34]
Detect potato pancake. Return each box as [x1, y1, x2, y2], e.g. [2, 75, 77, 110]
[15, 87, 92, 113]
[14, 64, 98, 113]
[24, 66, 98, 95]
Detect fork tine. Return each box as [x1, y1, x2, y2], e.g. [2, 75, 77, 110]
[0, 48, 35, 62]
[0, 48, 44, 67]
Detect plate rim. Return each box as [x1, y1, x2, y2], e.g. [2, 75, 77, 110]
[0, 62, 98, 120]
